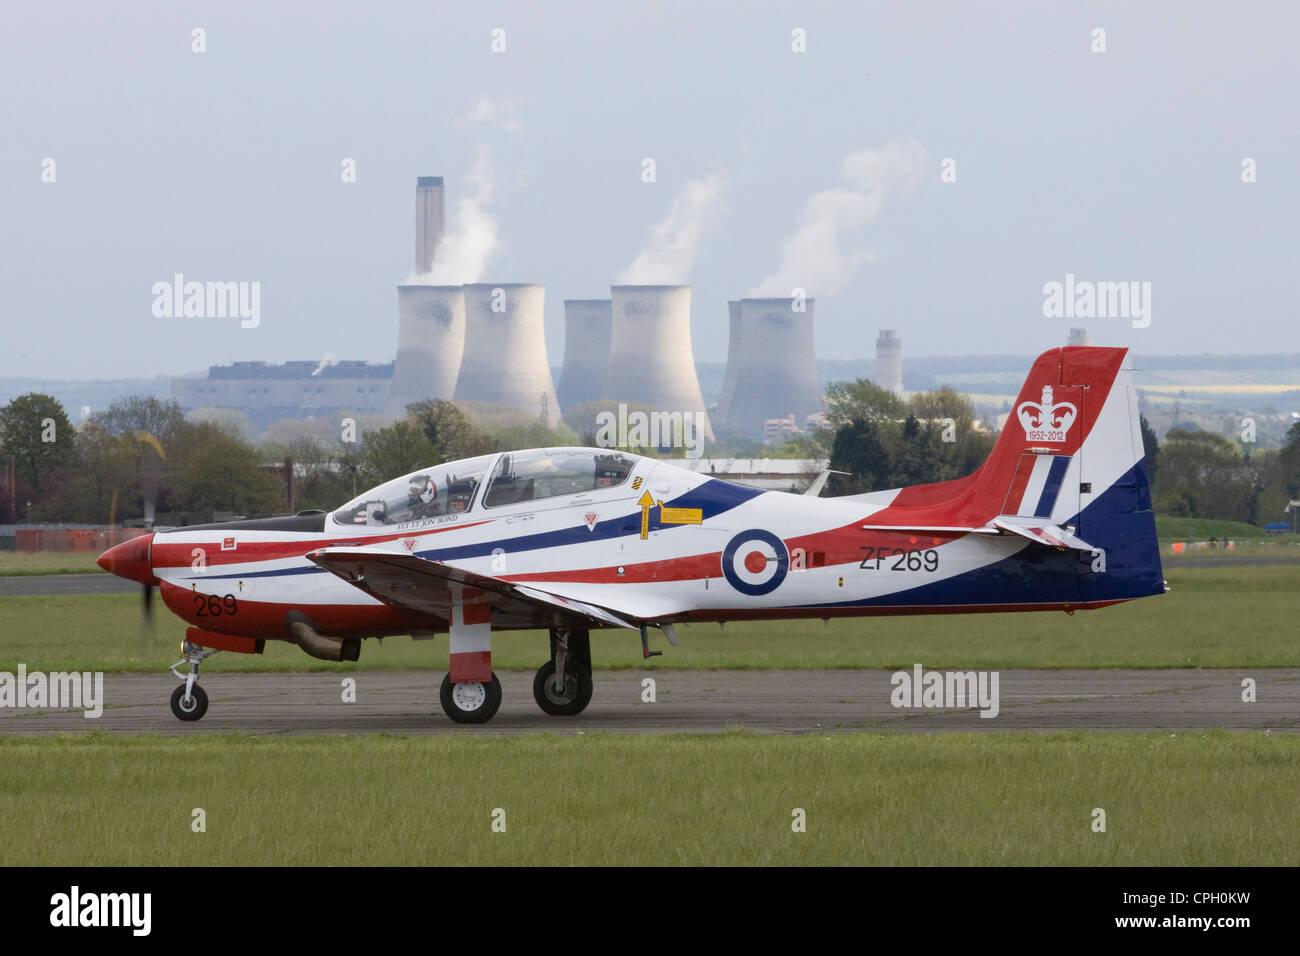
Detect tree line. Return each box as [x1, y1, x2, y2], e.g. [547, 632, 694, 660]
[1, 388, 1296, 527]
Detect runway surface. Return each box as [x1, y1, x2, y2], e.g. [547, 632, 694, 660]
[1, 668, 1295, 736]
[0, 574, 135, 596]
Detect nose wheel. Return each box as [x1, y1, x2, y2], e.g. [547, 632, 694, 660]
[533, 628, 593, 716]
[168, 640, 218, 722]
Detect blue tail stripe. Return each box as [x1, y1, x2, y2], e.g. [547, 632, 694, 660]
[1033, 455, 1071, 518]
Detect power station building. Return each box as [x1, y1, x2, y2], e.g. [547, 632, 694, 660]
[601, 285, 713, 441]
[172, 360, 393, 429]
[875, 329, 903, 396]
[556, 299, 612, 412]
[454, 283, 561, 426]
[714, 297, 824, 439]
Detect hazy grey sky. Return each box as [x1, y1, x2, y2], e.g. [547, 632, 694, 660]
[2, 1, 1296, 380]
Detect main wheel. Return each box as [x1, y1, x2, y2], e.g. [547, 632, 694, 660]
[170, 684, 208, 722]
[532, 660, 593, 716]
[439, 672, 502, 724]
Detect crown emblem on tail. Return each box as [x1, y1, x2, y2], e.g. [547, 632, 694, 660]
[1017, 384, 1077, 443]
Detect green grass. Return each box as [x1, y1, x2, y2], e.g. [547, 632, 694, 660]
[1, 564, 1296, 671]
[0, 732, 1295, 865]
[0, 552, 103, 576]
[1154, 515, 1271, 541]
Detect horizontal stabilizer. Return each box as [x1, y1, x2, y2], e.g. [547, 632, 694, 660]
[990, 517, 1097, 552]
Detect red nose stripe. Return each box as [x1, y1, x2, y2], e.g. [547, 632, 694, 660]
[97, 533, 156, 585]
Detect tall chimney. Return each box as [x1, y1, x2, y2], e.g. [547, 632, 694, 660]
[717, 298, 823, 439]
[1067, 327, 1092, 347]
[414, 176, 445, 276]
[556, 299, 612, 413]
[875, 329, 903, 397]
[455, 283, 561, 426]
[601, 285, 713, 441]
[384, 285, 466, 417]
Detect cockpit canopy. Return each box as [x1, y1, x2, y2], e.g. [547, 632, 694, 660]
[330, 448, 639, 527]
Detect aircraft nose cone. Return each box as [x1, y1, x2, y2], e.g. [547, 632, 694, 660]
[97, 532, 156, 584]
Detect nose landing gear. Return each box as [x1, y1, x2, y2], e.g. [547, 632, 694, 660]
[168, 640, 218, 721]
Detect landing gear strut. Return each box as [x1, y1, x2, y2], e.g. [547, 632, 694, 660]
[168, 640, 218, 721]
[533, 628, 593, 716]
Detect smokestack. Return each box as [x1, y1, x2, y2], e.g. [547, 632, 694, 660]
[556, 300, 612, 413]
[455, 283, 560, 426]
[1067, 327, 1092, 347]
[385, 285, 466, 417]
[875, 329, 903, 397]
[601, 285, 713, 441]
[415, 176, 445, 275]
[716, 298, 823, 439]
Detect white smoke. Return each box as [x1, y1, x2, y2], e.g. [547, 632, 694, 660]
[617, 170, 728, 285]
[459, 94, 524, 133]
[750, 137, 929, 297]
[409, 147, 500, 285]
[310, 353, 336, 377]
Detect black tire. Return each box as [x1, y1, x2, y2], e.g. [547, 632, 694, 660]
[533, 659, 593, 716]
[170, 684, 208, 722]
[440, 672, 502, 724]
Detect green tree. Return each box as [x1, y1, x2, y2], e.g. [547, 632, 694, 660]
[358, 421, 438, 487]
[169, 421, 281, 516]
[406, 399, 496, 461]
[824, 379, 906, 429]
[0, 393, 76, 492]
[1154, 427, 1256, 523]
[1139, 414, 1160, 485]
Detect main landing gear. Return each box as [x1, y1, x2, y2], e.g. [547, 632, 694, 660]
[169, 640, 218, 721]
[439, 672, 502, 724]
[533, 628, 593, 717]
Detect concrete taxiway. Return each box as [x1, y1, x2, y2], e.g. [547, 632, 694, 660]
[0, 668, 1294, 736]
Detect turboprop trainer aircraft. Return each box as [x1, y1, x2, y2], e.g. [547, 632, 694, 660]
[98, 346, 1164, 724]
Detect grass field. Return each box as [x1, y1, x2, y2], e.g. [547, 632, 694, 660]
[0, 552, 102, 576]
[1, 732, 1295, 865]
[1, 563, 1296, 672]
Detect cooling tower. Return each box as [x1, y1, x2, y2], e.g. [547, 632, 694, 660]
[414, 176, 445, 275]
[556, 300, 612, 412]
[713, 301, 743, 434]
[875, 329, 903, 397]
[384, 285, 466, 417]
[716, 298, 823, 439]
[1067, 327, 1093, 347]
[455, 283, 561, 426]
[602, 286, 713, 441]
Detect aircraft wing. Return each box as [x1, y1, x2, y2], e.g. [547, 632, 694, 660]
[305, 546, 643, 632]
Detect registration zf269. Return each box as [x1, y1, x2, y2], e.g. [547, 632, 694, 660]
[860, 547, 940, 572]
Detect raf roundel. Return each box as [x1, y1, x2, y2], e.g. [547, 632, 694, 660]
[721, 529, 789, 596]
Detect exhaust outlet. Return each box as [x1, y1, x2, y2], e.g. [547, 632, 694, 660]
[288, 620, 361, 662]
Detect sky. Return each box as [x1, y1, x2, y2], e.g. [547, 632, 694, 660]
[1, 0, 1297, 380]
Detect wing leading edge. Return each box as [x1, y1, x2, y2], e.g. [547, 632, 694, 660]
[305, 546, 643, 632]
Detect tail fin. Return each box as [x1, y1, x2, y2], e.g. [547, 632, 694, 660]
[865, 346, 1164, 603]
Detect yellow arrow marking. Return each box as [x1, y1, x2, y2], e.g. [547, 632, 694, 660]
[638, 491, 655, 539]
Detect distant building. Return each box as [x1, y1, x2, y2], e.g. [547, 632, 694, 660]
[172, 360, 393, 428]
[764, 415, 799, 442]
[875, 330, 903, 396]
